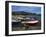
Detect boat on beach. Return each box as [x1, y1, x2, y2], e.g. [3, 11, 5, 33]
[12, 16, 39, 26]
[21, 17, 39, 26]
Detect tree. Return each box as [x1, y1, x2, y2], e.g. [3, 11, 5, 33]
[12, 12, 15, 15]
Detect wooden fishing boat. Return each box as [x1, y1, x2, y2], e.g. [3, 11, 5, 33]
[21, 17, 39, 26]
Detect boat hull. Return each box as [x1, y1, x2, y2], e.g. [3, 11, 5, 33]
[25, 23, 38, 26]
[21, 20, 39, 26]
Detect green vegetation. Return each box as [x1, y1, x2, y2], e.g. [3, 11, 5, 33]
[12, 11, 41, 16]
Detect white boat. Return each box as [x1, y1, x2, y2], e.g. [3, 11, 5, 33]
[21, 17, 39, 26]
[21, 20, 39, 24]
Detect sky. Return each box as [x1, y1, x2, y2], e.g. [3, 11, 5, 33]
[12, 5, 41, 14]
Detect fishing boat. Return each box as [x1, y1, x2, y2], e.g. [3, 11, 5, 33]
[21, 17, 39, 26]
